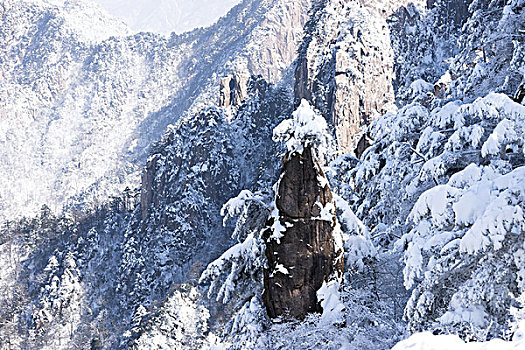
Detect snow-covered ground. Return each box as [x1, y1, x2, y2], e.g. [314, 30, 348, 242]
[393, 328, 525, 350]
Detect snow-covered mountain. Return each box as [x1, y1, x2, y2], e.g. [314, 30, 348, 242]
[0, 0, 310, 221]
[0, 0, 524, 349]
[92, 0, 242, 35]
[11, 0, 131, 42]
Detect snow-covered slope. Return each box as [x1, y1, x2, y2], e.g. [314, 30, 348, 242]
[0, 0, 311, 222]
[92, 0, 242, 35]
[15, 0, 130, 42]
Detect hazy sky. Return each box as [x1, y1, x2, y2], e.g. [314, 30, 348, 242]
[92, 0, 242, 35]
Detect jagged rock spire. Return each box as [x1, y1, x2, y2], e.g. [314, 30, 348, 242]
[263, 101, 343, 319]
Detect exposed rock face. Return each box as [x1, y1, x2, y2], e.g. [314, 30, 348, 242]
[239, 0, 312, 83]
[129, 76, 292, 311]
[219, 74, 249, 107]
[295, 0, 425, 154]
[515, 81, 525, 104]
[263, 146, 343, 319]
[354, 132, 373, 159]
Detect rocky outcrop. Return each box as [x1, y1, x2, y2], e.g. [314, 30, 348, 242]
[219, 74, 249, 107]
[123, 76, 292, 324]
[515, 81, 525, 104]
[294, 0, 410, 153]
[295, 0, 447, 154]
[263, 146, 343, 319]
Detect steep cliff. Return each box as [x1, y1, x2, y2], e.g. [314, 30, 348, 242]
[295, 0, 425, 154]
[116, 77, 295, 346]
[263, 146, 343, 319]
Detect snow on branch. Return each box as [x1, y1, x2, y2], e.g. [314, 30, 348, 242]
[273, 99, 331, 163]
[334, 194, 376, 271]
[221, 189, 263, 226]
[199, 233, 265, 303]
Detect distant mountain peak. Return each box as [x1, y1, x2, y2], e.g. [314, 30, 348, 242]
[19, 0, 131, 42]
[91, 0, 243, 35]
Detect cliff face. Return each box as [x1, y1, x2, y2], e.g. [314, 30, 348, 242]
[219, 74, 250, 108]
[263, 146, 343, 319]
[294, 0, 424, 154]
[122, 77, 293, 324]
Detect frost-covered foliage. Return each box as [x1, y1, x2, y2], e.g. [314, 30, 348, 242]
[388, 0, 465, 101]
[350, 102, 432, 246]
[199, 188, 270, 348]
[394, 94, 525, 339]
[2, 0, 524, 348]
[390, 0, 524, 105]
[131, 285, 215, 350]
[258, 283, 408, 350]
[273, 99, 333, 163]
[351, 91, 525, 340]
[402, 166, 524, 336]
[200, 218, 267, 304]
[317, 279, 345, 326]
[32, 251, 84, 348]
[333, 194, 377, 272]
[0, 203, 132, 349]
[221, 190, 269, 242]
[449, 0, 525, 99]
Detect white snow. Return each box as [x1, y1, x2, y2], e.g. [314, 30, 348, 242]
[26, 0, 130, 42]
[268, 206, 288, 243]
[410, 78, 434, 97]
[470, 124, 485, 147]
[199, 232, 264, 303]
[392, 331, 525, 350]
[452, 182, 491, 226]
[273, 99, 331, 161]
[92, 0, 242, 35]
[460, 167, 525, 254]
[431, 101, 462, 128]
[314, 201, 336, 222]
[270, 264, 289, 277]
[317, 280, 345, 325]
[221, 190, 262, 226]
[481, 118, 518, 157]
[409, 185, 461, 228]
[333, 194, 376, 271]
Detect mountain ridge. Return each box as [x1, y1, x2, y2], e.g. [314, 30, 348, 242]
[0, 0, 524, 349]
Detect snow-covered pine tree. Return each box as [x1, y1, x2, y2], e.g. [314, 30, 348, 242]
[450, 0, 525, 99]
[349, 84, 525, 342]
[398, 93, 525, 340]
